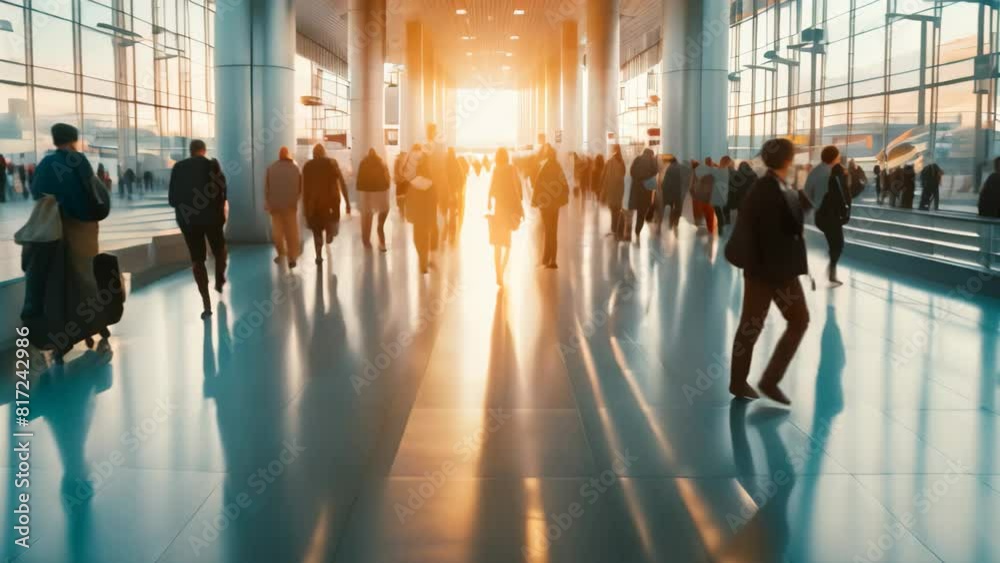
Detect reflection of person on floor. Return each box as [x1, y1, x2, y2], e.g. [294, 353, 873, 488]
[487, 148, 524, 287]
[169, 139, 228, 319]
[531, 144, 569, 269]
[265, 146, 303, 269]
[725, 400, 794, 562]
[729, 138, 811, 405]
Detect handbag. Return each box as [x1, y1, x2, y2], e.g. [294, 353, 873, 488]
[641, 176, 657, 191]
[14, 195, 62, 244]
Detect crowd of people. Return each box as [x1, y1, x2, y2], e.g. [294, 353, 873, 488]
[13, 118, 1000, 401]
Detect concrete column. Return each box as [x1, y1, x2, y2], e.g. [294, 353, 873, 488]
[546, 49, 561, 149]
[349, 0, 386, 170]
[215, 0, 295, 242]
[443, 76, 457, 146]
[561, 20, 579, 153]
[423, 42, 435, 131]
[586, 0, 619, 156]
[402, 21, 424, 150]
[660, 0, 729, 160]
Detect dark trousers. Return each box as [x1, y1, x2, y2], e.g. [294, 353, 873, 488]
[413, 220, 434, 271]
[609, 205, 622, 236]
[540, 207, 560, 266]
[665, 202, 682, 229]
[714, 206, 728, 233]
[819, 222, 844, 278]
[633, 193, 652, 236]
[181, 223, 227, 295]
[919, 185, 939, 211]
[730, 275, 810, 389]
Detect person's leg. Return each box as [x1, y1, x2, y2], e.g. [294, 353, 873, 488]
[414, 221, 430, 273]
[670, 203, 682, 229]
[312, 229, 324, 263]
[702, 202, 717, 233]
[546, 208, 560, 267]
[758, 278, 810, 404]
[361, 211, 373, 247]
[820, 224, 836, 280]
[932, 186, 940, 211]
[714, 206, 726, 234]
[493, 245, 503, 284]
[377, 210, 389, 250]
[829, 224, 845, 284]
[730, 275, 772, 398]
[206, 224, 228, 292]
[270, 213, 286, 261]
[609, 205, 620, 235]
[285, 210, 300, 266]
[182, 227, 212, 317]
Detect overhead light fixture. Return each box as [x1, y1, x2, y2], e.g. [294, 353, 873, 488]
[97, 22, 143, 39]
[510, 34, 520, 40]
[513, 9, 525, 15]
[455, 8, 467, 15]
[506, 52, 513, 57]
[0, 19, 13, 32]
[466, 51, 472, 56]
[461, 35, 475, 40]
[154, 52, 178, 61]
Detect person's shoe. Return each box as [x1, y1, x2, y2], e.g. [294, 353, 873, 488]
[379, 241, 387, 252]
[288, 260, 297, 269]
[315, 256, 323, 265]
[829, 279, 844, 288]
[362, 240, 372, 249]
[758, 383, 791, 406]
[273, 256, 283, 265]
[95, 338, 111, 355]
[729, 382, 760, 400]
[546, 263, 558, 269]
[215, 275, 226, 293]
[201, 309, 213, 320]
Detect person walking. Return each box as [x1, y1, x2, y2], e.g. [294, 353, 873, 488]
[900, 164, 916, 209]
[601, 145, 626, 239]
[445, 147, 466, 242]
[715, 156, 735, 234]
[169, 139, 228, 318]
[590, 154, 605, 203]
[357, 148, 391, 251]
[660, 156, 686, 231]
[0, 153, 6, 203]
[979, 157, 1000, 218]
[804, 145, 841, 269]
[424, 123, 447, 250]
[28, 123, 114, 356]
[873, 164, 883, 204]
[122, 167, 136, 199]
[487, 148, 524, 286]
[627, 148, 658, 241]
[691, 159, 718, 234]
[532, 144, 569, 269]
[302, 143, 350, 264]
[265, 146, 302, 268]
[919, 160, 943, 211]
[728, 138, 811, 405]
[401, 143, 436, 273]
[815, 163, 854, 286]
[394, 150, 409, 217]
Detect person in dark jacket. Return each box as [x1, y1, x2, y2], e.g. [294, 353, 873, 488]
[590, 154, 605, 202]
[816, 163, 853, 286]
[660, 156, 686, 231]
[303, 143, 350, 263]
[627, 148, 658, 240]
[404, 143, 437, 274]
[980, 157, 1000, 218]
[0, 153, 6, 202]
[601, 145, 626, 239]
[918, 161, 943, 211]
[122, 167, 136, 199]
[357, 148, 391, 251]
[900, 164, 916, 209]
[873, 164, 882, 204]
[169, 139, 228, 319]
[532, 144, 569, 269]
[729, 138, 811, 405]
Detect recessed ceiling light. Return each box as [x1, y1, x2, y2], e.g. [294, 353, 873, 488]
[506, 52, 513, 57]
[455, 8, 467, 15]
[461, 35, 475, 40]
[510, 34, 520, 40]
[466, 51, 472, 56]
[513, 9, 525, 15]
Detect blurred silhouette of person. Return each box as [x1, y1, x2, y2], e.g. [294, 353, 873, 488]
[691, 158, 719, 233]
[900, 164, 916, 209]
[590, 153, 605, 202]
[919, 160, 943, 211]
[143, 169, 154, 192]
[0, 152, 6, 202]
[980, 157, 1000, 218]
[601, 144, 626, 239]
[265, 146, 302, 268]
[873, 164, 883, 203]
[302, 143, 350, 264]
[487, 147, 524, 286]
[393, 149, 409, 216]
[715, 155, 735, 234]
[815, 163, 853, 286]
[627, 147, 657, 241]
[357, 147, 391, 251]
[531, 144, 568, 269]
[122, 167, 136, 199]
[846, 158, 867, 198]
[729, 138, 811, 404]
[445, 147, 466, 242]
[424, 123, 448, 251]
[169, 139, 228, 318]
[660, 156, 687, 231]
[804, 145, 838, 210]
[403, 143, 436, 273]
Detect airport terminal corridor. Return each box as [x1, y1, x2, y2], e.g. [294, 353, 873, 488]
[2, 169, 998, 563]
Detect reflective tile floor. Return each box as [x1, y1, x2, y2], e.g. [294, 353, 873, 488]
[1, 170, 999, 563]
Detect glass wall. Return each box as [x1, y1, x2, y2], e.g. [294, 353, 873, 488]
[727, 0, 999, 212]
[619, 43, 661, 152]
[0, 0, 216, 189]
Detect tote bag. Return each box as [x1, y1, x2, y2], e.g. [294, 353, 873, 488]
[14, 195, 62, 244]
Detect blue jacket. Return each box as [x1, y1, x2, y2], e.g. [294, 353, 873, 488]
[31, 149, 99, 222]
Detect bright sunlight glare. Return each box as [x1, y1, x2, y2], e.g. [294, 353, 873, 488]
[456, 88, 517, 150]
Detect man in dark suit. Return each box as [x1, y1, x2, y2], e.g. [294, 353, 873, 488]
[169, 139, 227, 319]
